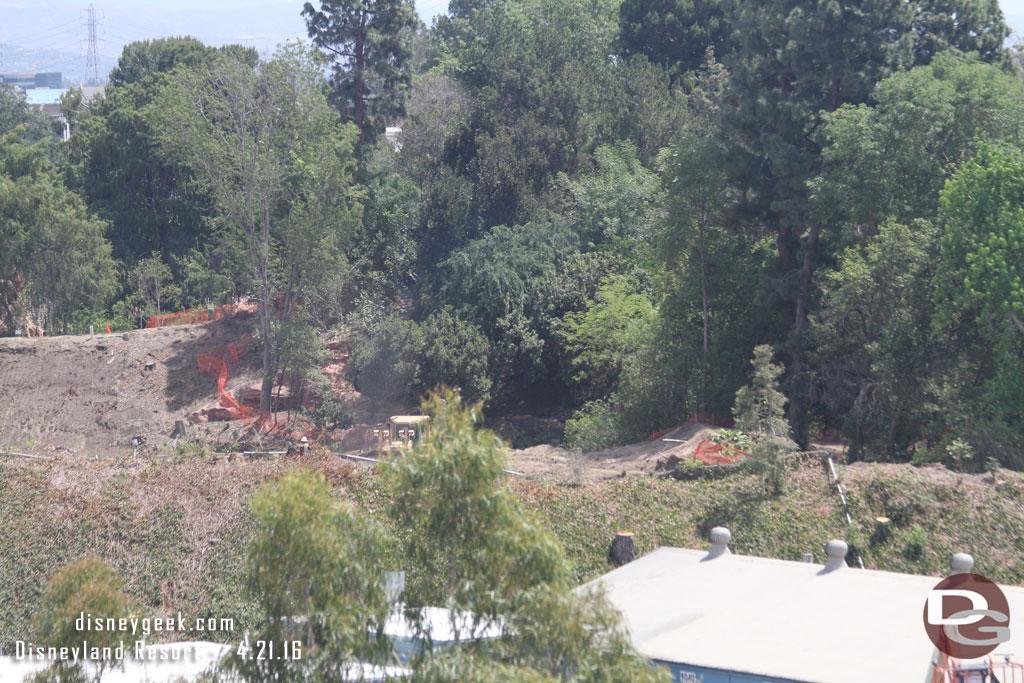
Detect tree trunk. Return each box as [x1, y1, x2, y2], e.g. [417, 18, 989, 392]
[259, 198, 274, 416]
[786, 224, 819, 449]
[352, 11, 367, 180]
[610, 531, 636, 566]
[698, 218, 710, 410]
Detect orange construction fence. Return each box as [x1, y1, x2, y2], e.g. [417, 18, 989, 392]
[196, 334, 254, 421]
[147, 301, 253, 329]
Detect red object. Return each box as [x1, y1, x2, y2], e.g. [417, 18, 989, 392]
[105, 323, 111, 334]
[692, 440, 748, 465]
[197, 335, 254, 421]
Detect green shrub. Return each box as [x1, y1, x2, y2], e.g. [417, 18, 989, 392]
[564, 399, 621, 452]
[349, 316, 420, 402]
[416, 309, 492, 404]
[903, 525, 928, 562]
[349, 311, 491, 405]
[708, 429, 753, 451]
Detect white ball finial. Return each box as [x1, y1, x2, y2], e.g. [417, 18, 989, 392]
[704, 526, 732, 560]
[821, 540, 849, 573]
[950, 553, 975, 574]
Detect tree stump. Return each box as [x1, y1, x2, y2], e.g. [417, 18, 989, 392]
[610, 531, 636, 566]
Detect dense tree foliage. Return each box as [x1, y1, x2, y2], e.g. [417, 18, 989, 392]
[0, 134, 117, 334]
[0, 83, 53, 143]
[4, 0, 1023, 467]
[303, 0, 419, 154]
[617, 0, 729, 78]
[67, 39, 257, 269]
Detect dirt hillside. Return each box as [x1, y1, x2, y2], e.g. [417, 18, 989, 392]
[0, 318, 267, 456]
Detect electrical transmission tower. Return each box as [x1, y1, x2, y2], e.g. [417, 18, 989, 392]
[83, 4, 101, 85]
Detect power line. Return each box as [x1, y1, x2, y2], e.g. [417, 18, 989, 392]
[4, 18, 81, 46]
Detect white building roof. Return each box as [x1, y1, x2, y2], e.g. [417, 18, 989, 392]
[383, 605, 504, 643]
[581, 534, 1024, 683]
[23, 88, 65, 105]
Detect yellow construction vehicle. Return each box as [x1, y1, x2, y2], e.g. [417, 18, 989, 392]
[374, 415, 430, 451]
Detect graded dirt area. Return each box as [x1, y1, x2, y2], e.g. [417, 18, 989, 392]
[0, 319, 791, 483]
[510, 421, 719, 484]
[0, 318, 262, 456]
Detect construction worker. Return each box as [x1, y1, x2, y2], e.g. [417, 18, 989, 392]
[299, 436, 309, 456]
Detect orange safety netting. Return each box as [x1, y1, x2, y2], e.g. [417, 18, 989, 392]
[692, 439, 748, 465]
[147, 302, 250, 329]
[197, 334, 254, 420]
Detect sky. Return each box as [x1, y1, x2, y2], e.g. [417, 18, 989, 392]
[0, 0, 449, 81]
[1, 1, 1023, 84]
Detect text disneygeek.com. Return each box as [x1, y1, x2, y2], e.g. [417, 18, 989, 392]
[2, 611, 236, 663]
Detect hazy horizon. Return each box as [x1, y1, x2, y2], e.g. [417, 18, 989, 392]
[1, 0, 1022, 85]
[0, 1, 448, 82]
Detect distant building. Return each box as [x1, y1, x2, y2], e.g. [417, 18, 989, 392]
[23, 88, 64, 117]
[23, 86, 105, 141]
[1, 71, 62, 89]
[385, 126, 402, 151]
[582, 527, 1024, 683]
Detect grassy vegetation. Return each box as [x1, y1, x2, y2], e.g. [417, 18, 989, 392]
[3, 453, 1024, 649]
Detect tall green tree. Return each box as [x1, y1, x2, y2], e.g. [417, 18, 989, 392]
[811, 52, 1024, 245]
[812, 220, 941, 456]
[911, 0, 1009, 66]
[721, 0, 914, 445]
[152, 45, 361, 413]
[0, 135, 117, 335]
[808, 55, 1024, 457]
[436, 0, 640, 230]
[68, 38, 258, 266]
[936, 143, 1024, 444]
[617, 0, 730, 78]
[303, 0, 419, 155]
[938, 143, 1024, 339]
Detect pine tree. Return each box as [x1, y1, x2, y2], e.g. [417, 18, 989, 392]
[734, 345, 790, 439]
[303, 0, 418, 157]
[734, 345, 794, 495]
[721, 0, 914, 447]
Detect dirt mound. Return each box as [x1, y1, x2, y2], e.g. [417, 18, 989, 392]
[510, 422, 719, 483]
[0, 320, 425, 457]
[0, 318, 268, 456]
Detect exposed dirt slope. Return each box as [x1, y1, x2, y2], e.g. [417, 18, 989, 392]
[0, 318, 261, 455]
[511, 422, 718, 483]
